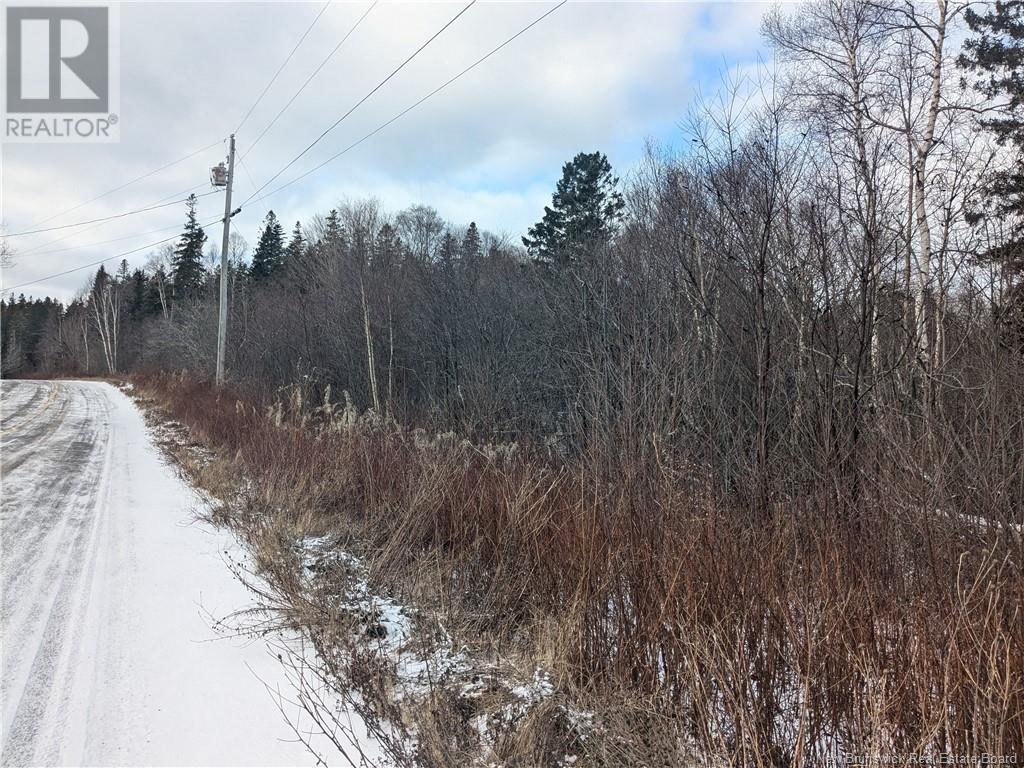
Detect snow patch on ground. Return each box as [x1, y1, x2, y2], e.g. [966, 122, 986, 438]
[295, 536, 594, 765]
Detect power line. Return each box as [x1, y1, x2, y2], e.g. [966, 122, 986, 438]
[6, 2, 332, 240]
[6, 0, 323, 241]
[243, 0, 476, 205]
[237, 152, 270, 220]
[3, 2, 357, 247]
[16, 182, 211, 257]
[235, 0, 332, 135]
[142, 182, 210, 207]
[1, 216, 225, 294]
[4, 191, 219, 238]
[28, 220, 191, 257]
[4, 0, 565, 294]
[252, 1, 567, 206]
[20, 140, 225, 230]
[242, 1, 377, 159]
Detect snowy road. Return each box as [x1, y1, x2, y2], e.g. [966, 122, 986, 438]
[0, 380, 315, 767]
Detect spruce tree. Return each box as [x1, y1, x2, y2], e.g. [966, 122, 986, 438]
[286, 221, 305, 264]
[318, 209, 345, 262]
[523, 151, 626, 268]
[250, 210, 286, 283]
[461, 222, 482, 263]
[92, 264, 110, 295]
[129, 269, 147, 320]
[145, 266, 169, 315]
[171, 194, 208, 299]
[374, 222, 400, 266]
[324, 209, 343, 241]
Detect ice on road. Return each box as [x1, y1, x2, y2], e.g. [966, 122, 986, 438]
[0, 380, 316, 766]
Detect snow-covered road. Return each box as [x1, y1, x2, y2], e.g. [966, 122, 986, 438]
[0, 380, 316, 767]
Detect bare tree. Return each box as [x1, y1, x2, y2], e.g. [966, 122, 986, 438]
[92, 276, 121, 373]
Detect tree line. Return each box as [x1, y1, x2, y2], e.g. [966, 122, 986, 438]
[3, 0, 1022, 511]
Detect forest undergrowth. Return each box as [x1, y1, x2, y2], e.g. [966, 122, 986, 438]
[131, 370, 1024, 767]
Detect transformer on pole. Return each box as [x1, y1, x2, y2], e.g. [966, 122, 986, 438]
[215, 135, 235, 385]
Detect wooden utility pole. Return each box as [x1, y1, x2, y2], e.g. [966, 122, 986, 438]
[216, 134, 236, 385]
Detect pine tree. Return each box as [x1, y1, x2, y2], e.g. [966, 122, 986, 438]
[962, 2, 1023, 146]
[171, 194, 208, 299]
[250, 210, 286, 283]
[961, 2, 1024, 349]
[961, 0, 1024, 217]
[523, 151, 626, 268]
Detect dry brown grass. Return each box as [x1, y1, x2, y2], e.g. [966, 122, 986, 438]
[132, 370, 1024, 767]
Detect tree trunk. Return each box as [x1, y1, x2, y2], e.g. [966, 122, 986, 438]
[360, 272, 381, 413]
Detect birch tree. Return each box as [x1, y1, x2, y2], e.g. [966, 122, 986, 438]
[91, 267, 120, 373]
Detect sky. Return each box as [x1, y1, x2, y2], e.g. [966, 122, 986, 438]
[1, 1, 770, 301]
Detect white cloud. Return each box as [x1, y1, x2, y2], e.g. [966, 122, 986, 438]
[2, 1, 769, 300]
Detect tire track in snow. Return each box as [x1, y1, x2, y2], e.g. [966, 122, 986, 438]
[0, 380, 329, 767]
[0, 381, 58, 436]
[1, 385, 106, 633]
[0, 383, 68, 475]
[1, 384, 114, 766]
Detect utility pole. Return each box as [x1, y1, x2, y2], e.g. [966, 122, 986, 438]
[216, 134, 236, 385]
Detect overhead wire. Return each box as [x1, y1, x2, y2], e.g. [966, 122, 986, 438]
[5, 0, 566, 293]
[29, 220, 198, 257]
[16, 182, 213, 257]
[4, 191, 220, 238]
[1, 215, 227, 294]
[252, 1, 567, 206]
[241, 0, 378, 160]
[18, 139, 225, 230]
[235, 0, 333, 135]
[237, 153, 271, 220]
[3, 2, 338, 257]
[243, 0, 476, 205]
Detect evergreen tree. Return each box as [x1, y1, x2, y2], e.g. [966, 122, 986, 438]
[286, 221, 305, 264]
[961, 1, 1023, 217]
[146, 265, 169, 315]
[92, 264, 110, 295]
[374, 222, 401, 268]
[317, 208, 345, 262]
[250, 210, 286, 283]
[324, 209, 343, 243]
[961, 2, 1024, 348]
[0, 295, 61, 372]
[438, 231, 458, 272]
[523, 151, 626, 268]
[461, 222, 482, 263]
[171, 194, 208, 299]
[129, 268, 148, 320]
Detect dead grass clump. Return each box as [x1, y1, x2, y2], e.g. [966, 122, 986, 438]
[131, 370, 1024, 766]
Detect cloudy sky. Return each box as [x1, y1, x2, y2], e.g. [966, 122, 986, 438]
[2, 1, 769, 301]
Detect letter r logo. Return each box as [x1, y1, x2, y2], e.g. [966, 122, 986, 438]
[6, 7, 109, 113]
